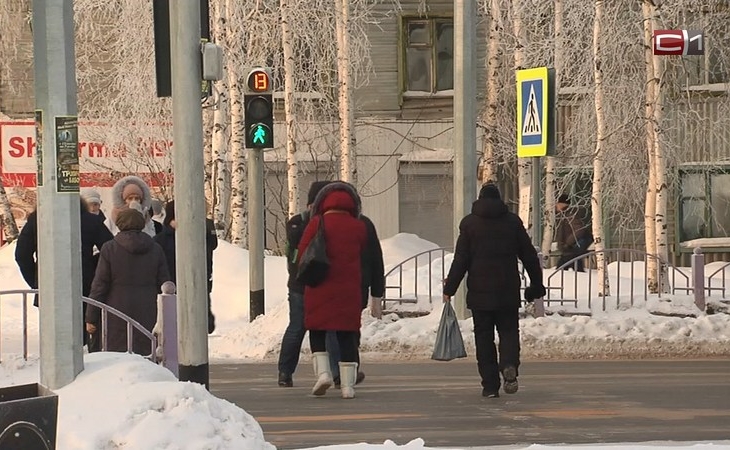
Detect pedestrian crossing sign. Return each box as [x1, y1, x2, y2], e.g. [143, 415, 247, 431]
[516, 67, 555, 157]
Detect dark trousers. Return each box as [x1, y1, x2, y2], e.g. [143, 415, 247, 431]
[472, 308, 520, 392]
[278, 291, 306, 376]
[310, 330, 359, 363]
[327, 331, 361, 379]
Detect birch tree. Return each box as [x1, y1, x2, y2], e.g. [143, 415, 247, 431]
[280, 0, 299, 216]
[335, 0, 356, 184]
[642, 0, 659, 291]
[0, 183, 19, 242]
[478, 0, 503, 184]
[511, 1, 532, 228]
[651, 9, 669, 292]
[211, 0, 231, 234]
[541, 0, 563, 256]
[591, 0, 609, 296]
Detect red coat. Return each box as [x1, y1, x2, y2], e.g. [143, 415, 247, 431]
[298, 189, 366, 331]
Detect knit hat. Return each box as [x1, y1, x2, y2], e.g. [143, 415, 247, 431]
[115, 208, 146, 232]
[478, 183, 501, 200]
[81, 188, 102, 205]
[122, 183, 144, 203]
[557, 194, 570, 205]
[307, 181, 332, 206]
[150, 199, 164, 216]
[164, 200, 175, 227]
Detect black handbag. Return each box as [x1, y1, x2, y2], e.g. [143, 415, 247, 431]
[296, 215, 330, 287]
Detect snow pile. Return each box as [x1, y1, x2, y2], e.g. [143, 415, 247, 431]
[380, 233, 441, 269]
[55, 353, 274, 450]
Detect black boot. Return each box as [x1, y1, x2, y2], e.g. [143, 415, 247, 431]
[278, 372, 293, 387]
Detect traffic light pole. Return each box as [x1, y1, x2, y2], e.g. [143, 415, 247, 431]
[32, 0, 84, 390]
[169, 1, 209, 388]
[248, 148, 265, 321]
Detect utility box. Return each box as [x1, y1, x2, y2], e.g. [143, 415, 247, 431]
[0, 383, 58, 450]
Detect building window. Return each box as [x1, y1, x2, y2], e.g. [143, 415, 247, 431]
[403, 18, 453, 94]
[678, 167, 730, 241]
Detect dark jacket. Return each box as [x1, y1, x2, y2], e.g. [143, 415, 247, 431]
[14, 205, 114, 300]
[298, 182, 367, 331]
[360, 215, 385, 305]
[87, 230, 170, 354]
[287, 211, 384, 306]
[443, 197, 543, 311]
[556, 206, 591, 251]
[153, 218, 218, 292]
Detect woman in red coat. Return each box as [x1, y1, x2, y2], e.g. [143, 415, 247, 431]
[297, 181, 366, 399]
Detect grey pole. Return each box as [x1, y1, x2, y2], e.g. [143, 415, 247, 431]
[32, 0, 84, 389]
[169, 1, 209, 387]
[531, 158, 542, 246]
[248, 148, 265, 321]
[452, 0, 477, 320]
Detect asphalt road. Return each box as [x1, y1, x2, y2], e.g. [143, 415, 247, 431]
[210, 359, 730, 449]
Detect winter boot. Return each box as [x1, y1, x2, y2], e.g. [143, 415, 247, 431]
[502, 366, 519, 394]
[311, 352, 333, 396]
[339, 362, 358, 399]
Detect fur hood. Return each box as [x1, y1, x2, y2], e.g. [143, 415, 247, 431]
[311, 181, 362, 216]
[111, 176, 152, 211]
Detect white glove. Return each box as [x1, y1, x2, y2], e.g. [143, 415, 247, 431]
[369, 297, 383, 319]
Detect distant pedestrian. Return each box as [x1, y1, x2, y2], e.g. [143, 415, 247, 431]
[107, 175, 157, 237]
[86, 208, 170, 354]
[81, 188, 106, 221]
[297, 181, 368, 399]
[154, 200, 218, 334]
[555, 194, 592, 272]
[443, 183, 544, 398]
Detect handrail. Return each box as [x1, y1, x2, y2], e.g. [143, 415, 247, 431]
[546, 248, 692, 311]
[0, 289, 157, 362]
[383, 247, 451, 308]
[705, 261, 730, 297]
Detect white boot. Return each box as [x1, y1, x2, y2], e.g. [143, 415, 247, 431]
[311, 352, 333, 396]
[339, 362, 358, 399]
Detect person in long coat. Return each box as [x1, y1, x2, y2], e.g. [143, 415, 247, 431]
[86, 208, 170, 355]
[443, 183, 544, 398]
[297, 181, 367, 399]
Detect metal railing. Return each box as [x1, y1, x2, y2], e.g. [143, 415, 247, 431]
[705, 261, 730, 299]
[546, 248, 692, 311]
[0, 289, 157, 362]
[383, 247, 451, 309]
[381, 246, 703, 316]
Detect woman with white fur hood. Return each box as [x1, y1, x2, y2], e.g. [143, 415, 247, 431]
[105, 175, 157, 237]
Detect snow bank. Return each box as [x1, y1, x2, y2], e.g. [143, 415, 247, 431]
[379, 233, 441, 269]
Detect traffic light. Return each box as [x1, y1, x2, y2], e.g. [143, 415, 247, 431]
[244, 68, 274, 149]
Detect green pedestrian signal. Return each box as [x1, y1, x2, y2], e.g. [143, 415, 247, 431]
[244, 68, 274, 149]
[249, 123, 272, 147]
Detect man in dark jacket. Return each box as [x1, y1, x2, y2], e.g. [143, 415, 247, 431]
[14, 197, 114, 349]
[443, 183, 545, 398]
[153, 200, 218, 333]
[277, 181, 331, 387]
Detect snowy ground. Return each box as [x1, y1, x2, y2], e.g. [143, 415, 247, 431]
[1, 233, 729, 449]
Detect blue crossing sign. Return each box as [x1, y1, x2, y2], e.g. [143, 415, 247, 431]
[516, 67, 555, 157]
